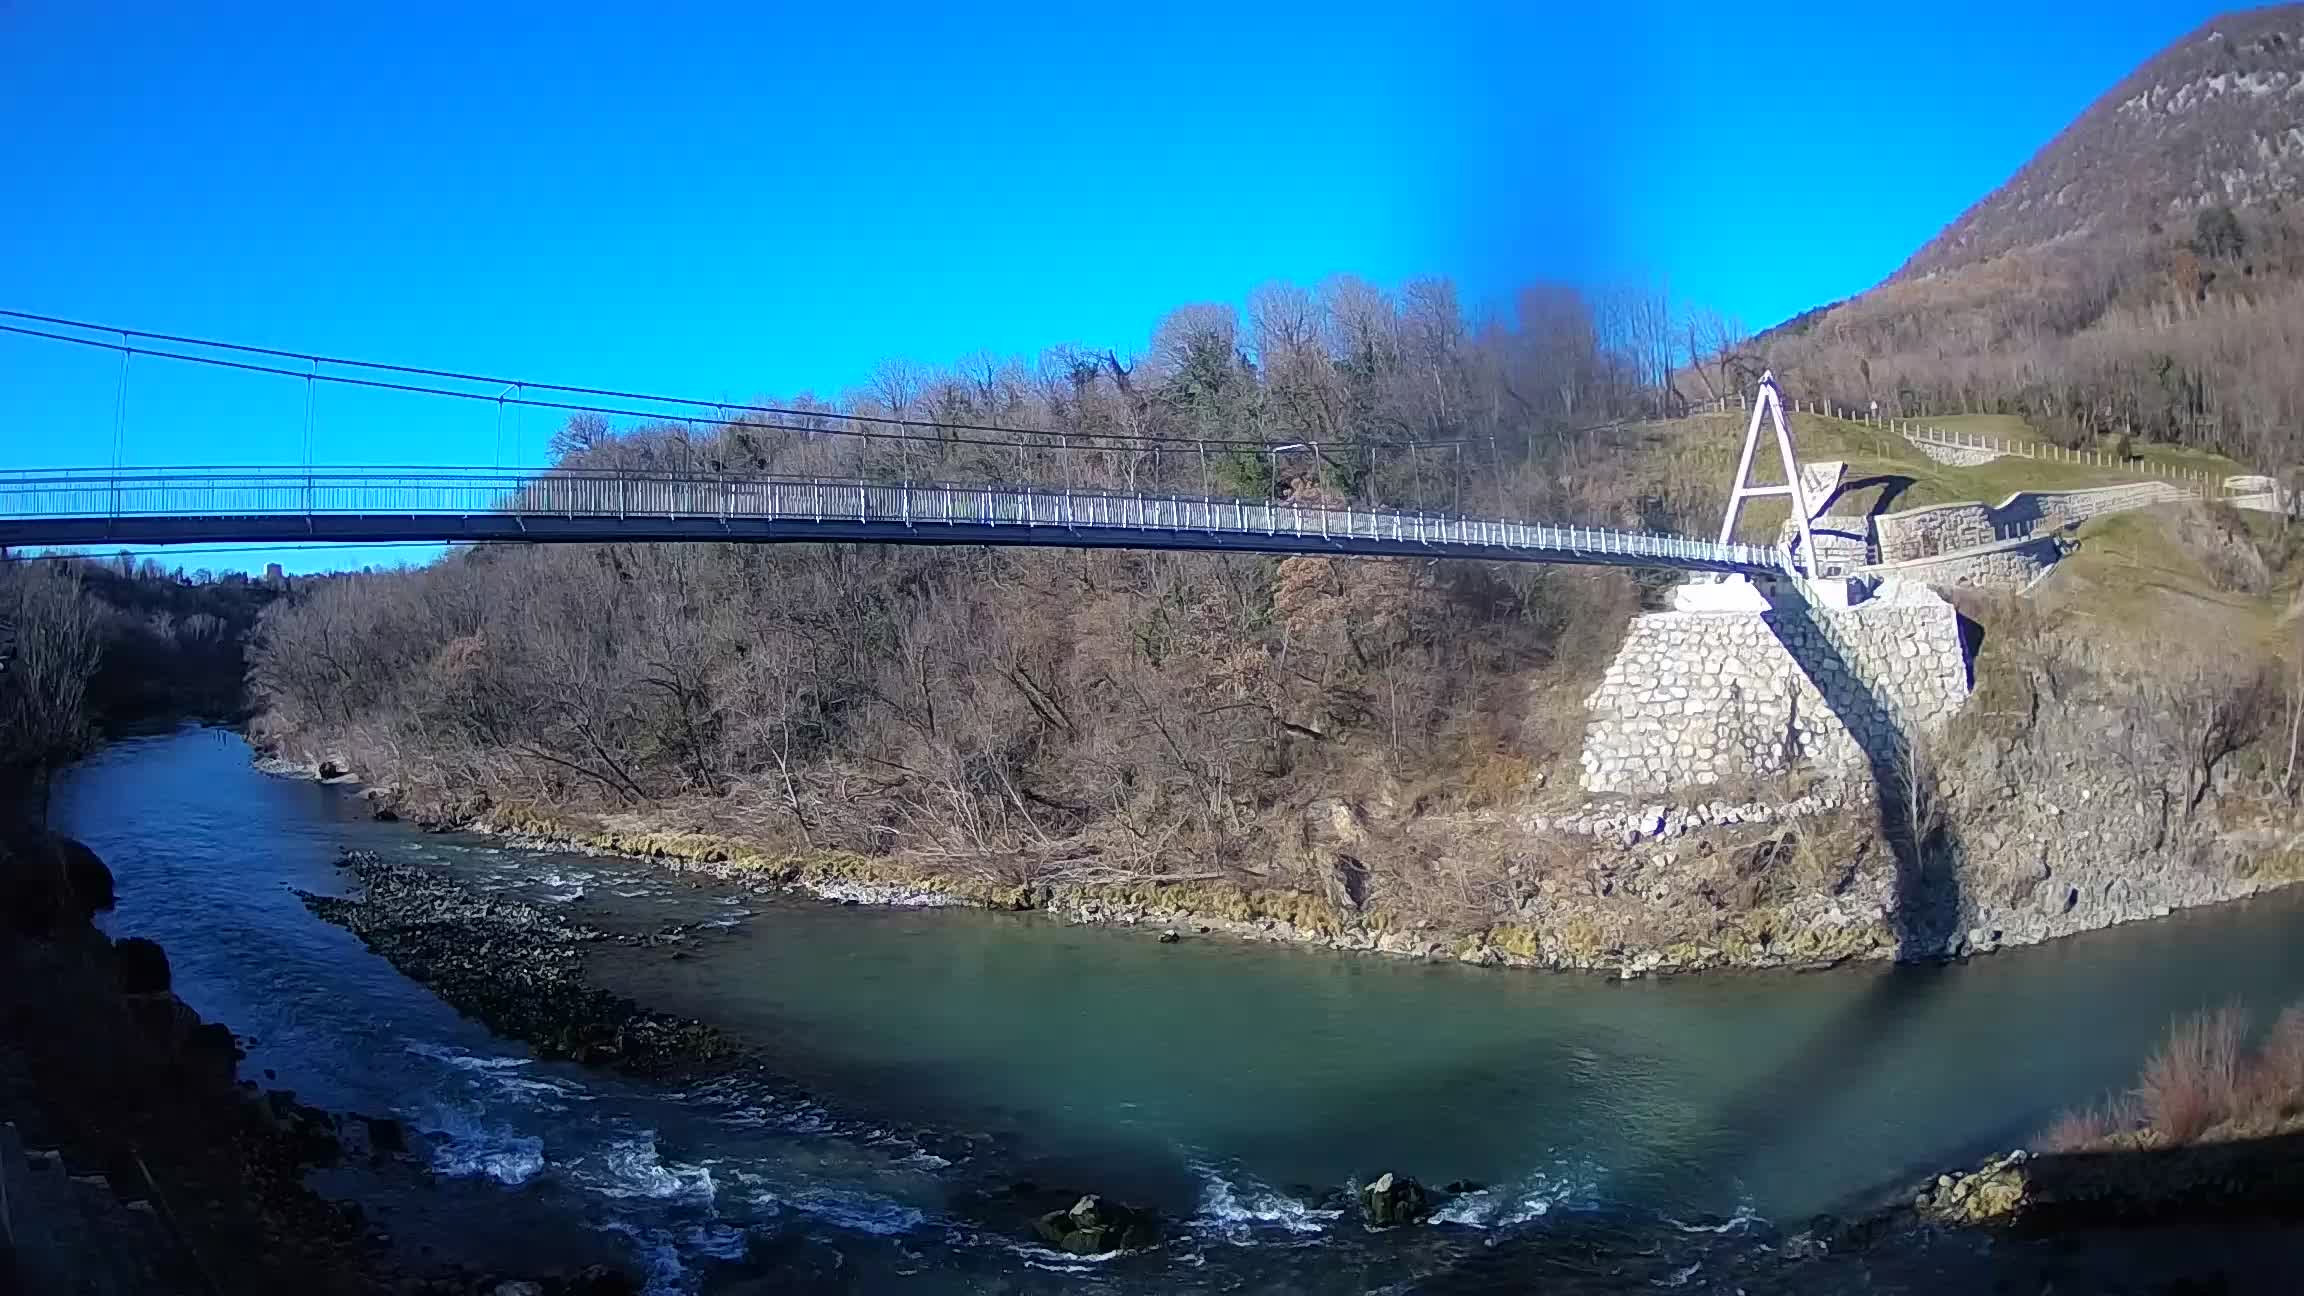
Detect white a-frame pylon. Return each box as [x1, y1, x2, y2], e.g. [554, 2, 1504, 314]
[1717, 371, 1817, 576]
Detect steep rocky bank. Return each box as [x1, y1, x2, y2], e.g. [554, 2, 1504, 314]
[0, 825, 639, 1295]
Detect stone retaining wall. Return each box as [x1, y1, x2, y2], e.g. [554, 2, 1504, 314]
[1857, 533, 2063, 593]
[1579, 584, 1970, 795]
[1873, 482, 2194, 562]
[1779, 516, 1871, 575]
[1909, 439, 2005, 467]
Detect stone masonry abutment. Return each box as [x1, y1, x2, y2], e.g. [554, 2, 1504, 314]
[1579, 580, 1970, 796]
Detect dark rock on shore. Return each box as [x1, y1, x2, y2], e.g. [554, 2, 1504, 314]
[56, 834, 117, 911]
[1031, 1193, 1159, 1254]
[0, 828, 637, 1294]
[299, 851, 729, 1076]
[115, 935, 172, 993]
[0, 828, 115, 934]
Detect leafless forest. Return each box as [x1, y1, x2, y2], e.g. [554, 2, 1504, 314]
[249, 277, 1689, 889]
[233, 238, 2304, 905]
[1, 560, 271, 777]
[1701, 207, 2304, 465]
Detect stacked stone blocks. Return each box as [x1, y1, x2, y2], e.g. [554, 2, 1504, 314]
[1580, 587, 1970, 795]
[1873, 482, 2193, 563]
[1859, 533, 2062, 592]
[1909, 440, 2006, 467]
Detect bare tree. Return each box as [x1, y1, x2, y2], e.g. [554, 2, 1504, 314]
[0, 564, 105, 775]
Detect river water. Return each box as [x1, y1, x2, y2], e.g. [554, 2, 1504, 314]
[51, 728, 2304, 1292]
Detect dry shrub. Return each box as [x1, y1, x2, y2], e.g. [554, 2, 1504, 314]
[2244, 1004, 2304, 1116]
[2037, 1100, 2128, 1153]
[1458, 750, 1535, 810]
[2039, 998, 2304, 1153]
[2133, 1004, 2246, 1144]
[2173, 504, 2272, 594]
[1728, 814, 1868, 910]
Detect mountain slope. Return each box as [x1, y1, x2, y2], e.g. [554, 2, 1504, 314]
[1897, 6, 2304, 280]
[1709, 7, 2304, 465]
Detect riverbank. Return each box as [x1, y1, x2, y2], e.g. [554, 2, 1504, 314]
[301, 853, 731, 1075]
[0, 823, 639, 1295]
[281, 843, 2304, 1295]
[255, 739, 1895, 976]
[270, 737, 2304, 980]
[47, 727, 2304, 1293]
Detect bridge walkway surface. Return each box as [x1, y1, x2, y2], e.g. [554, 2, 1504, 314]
[0, 468, 1786, 574]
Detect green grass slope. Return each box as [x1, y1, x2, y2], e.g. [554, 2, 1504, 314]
[1616, 411, 2249, 547]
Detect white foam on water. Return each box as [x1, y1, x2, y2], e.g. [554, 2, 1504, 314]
[574, 1137, 719, 1204]
[1653, 1261, 1703, 1288]
[403, 1039, 530, 1072]
[685, 1077, 839, 1136]
[1187, 1162, 1339, 1245]
[1003, 1240, 1126, 1268]
[1427, 1166, 1596, 1229]
[679, 1221, 752, 1260]
[489, 1072, 592, 1106]
[601, 1222, 697, 1296]
[412, 1104, 547, 1186]
[1666, 1203, 1765, 1234]
[774, 1186, 927, 1236]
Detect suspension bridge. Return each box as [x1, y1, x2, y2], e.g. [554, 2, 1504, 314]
[0, 314, 1795, 576]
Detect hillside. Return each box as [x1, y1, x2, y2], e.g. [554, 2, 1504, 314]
[1899, 6, 2304, 281]
[1722, 6, 2304, 473]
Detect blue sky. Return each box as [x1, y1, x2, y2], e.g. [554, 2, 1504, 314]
[0, 0, 2245, 567]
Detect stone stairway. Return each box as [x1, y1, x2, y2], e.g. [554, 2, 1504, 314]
[0, 1120, 202, 1295]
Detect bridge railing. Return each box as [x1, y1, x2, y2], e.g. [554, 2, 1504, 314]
[0, 466, 1786, 572]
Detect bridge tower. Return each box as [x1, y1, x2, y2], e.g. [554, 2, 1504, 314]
[1716, 371, 1818, 577]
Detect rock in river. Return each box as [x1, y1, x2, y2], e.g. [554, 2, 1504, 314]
[1360, 1171, 1431, 1227]
[1032, 1194, 1159, 1254]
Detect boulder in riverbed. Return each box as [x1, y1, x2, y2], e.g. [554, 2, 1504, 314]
[1032, 1194, 1159, 1254]
[1360, 1171, 1431, 1226]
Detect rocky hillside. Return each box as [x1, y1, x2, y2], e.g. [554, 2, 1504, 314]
[1898, 6, 2304, 281]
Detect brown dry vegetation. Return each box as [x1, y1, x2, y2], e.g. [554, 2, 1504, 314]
[1, 560, 274, 781]
[1686, 9, 2304, 468]
[1727, 220, 2304, 467]
[245, 281, 1692, 926]
[237, 268, 2304, 951]
[2039, 1002, 2304, 1153]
